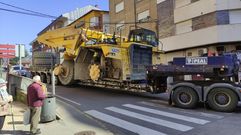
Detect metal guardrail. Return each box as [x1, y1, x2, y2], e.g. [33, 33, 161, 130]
[8, 73, 56, 122]
[8, 74, 33, 92]
[7, 73, 47, 96]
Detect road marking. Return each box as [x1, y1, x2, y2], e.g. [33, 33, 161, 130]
[56, 95, 81, 106]
[123, 104, 210, 125]
[106, 107, 193, 131]
[85, 110, 167, 135]
[140, 101, 224, 119]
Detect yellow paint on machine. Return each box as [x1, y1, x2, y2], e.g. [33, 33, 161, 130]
[101, 46, 122, 59]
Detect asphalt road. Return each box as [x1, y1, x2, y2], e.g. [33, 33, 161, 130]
[49, 84, 241, 135]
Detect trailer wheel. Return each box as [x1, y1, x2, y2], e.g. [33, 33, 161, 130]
[40, 74, 47, 83]
[207, 88, 238, 112]
[173, 87, 198, 109]
[46, 74, 51, 84]
[54, 75, 59, 85]
[30, 72, 35, 78]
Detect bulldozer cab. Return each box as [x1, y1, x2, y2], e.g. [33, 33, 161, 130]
[128, 28, 158, 47]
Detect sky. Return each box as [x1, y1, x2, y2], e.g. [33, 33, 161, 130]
[0, 0, 109, 52]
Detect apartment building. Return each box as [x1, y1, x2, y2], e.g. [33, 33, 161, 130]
[69, 10, 109, 33]
[109, 0, 157, 37]
[110, 0, 241, 64]
[158, 0, 241, 63]
[31, 5, 109, 53]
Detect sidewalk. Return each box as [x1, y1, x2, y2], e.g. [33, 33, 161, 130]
[1, 101, 114, 135]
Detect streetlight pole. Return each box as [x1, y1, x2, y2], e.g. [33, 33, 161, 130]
[19, 44, 21, 75]
[51, 53, 55, 96]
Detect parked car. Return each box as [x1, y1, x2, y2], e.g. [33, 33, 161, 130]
[10, 65, 28, 77]
[0, 67, 7, 72]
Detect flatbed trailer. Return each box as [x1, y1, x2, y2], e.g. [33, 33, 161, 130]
[146, 53, 241, 112]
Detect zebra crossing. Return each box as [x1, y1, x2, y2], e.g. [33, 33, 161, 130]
[85, 101, 224, 135]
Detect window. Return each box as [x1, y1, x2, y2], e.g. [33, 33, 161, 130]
[198, 48, 207, 56]
[116, 21, 125, 31]
[157, 0, 166, 4]
[115, 1, 124, 13]
[90, 17, 99, 27]
[13, 66, 25, 70]
[216, 46, 225, 55]
[13, 66, 20, 70]
[128, 29, 158, 46]
[187, 52, 192, 56]
[176, 20, 192, 34]
[236, 45, 241, 50]
[175, 0, 191, 8]
[229, 10, 241, 24]
[137, 10, 150, 22]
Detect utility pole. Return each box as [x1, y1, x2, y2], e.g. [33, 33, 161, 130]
[134, 0, 137, 29]
[155, 19, 160, 44]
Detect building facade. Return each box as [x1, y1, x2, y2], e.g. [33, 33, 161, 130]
[69, 10, 109, 33]
[110, 0, 241, 64]
[109, 0, 157, 37]
[158, 0, 241, 63]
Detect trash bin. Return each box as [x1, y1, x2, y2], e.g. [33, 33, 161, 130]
[41, 95, 56, 122]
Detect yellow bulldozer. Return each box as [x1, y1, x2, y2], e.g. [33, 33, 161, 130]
[36, 24, 161, 92]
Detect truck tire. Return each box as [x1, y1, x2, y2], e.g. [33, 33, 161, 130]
[172, 87, 199, 109]
[207, 88, 238, 112]
[47, 74, 51, 84]
[47, 74, 59, 85]
[40, 73, 47, 83]
[58, 60, 75, 85]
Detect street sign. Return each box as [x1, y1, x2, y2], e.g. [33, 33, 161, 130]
[0, 44, 16, 58]
[186, 57, 208, 65]
[15, 44, 25, 57]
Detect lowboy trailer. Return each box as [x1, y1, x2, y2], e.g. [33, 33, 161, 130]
[146, 53, 241, 112]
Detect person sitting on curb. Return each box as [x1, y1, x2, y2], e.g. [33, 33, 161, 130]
[0, 78, 13, 130]
[27, 75, 46, 135]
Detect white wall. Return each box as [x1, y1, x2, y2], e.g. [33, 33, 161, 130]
[175, 0, 191, 8]
[174, 0, 216, 23]
[63, 5, 100, 25]
[229, 10, 241, 24]
[217, 0, 241, 11]
[217, 24, 241, 43]
[174, 0, 241, 23]
[161, 25, 218, 51]
[162, 51, 185, 64]
[161, 24, 241, 52]
[175, 20, 192, 34]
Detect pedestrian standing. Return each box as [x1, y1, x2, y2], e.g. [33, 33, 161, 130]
[0, 78, 13, 130]
[27, 75, 46, 135]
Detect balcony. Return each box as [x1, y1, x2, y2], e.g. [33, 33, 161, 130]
[174, 0, 241, 23]
[160, 24, 241, 52]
